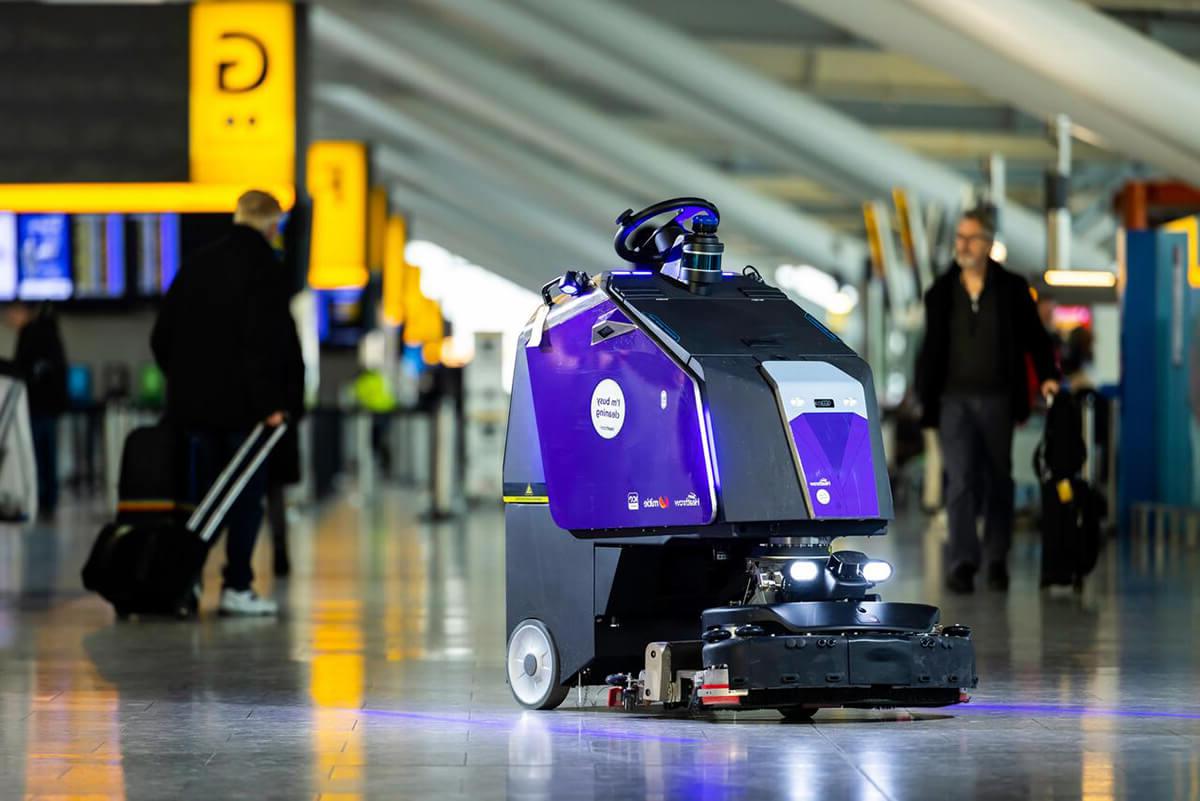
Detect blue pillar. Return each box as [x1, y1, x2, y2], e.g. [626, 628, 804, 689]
[1118, 230, 1158, 530]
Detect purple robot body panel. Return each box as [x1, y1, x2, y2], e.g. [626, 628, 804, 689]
[525, 295, 716, 530]
[761, 361, 881, 519]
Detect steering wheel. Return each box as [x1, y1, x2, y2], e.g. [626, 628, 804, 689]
[613, 197, 720, 266]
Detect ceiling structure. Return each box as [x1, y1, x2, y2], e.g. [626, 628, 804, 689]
[311, 0, 1200, 291]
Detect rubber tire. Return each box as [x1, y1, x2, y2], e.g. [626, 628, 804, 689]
[507, 619, 570, 710]
[778, 706, 818, 722]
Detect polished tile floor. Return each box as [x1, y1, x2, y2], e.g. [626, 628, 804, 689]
[0, 488, 1198, 800]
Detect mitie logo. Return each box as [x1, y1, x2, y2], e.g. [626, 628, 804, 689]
[217, 32, 269, 93]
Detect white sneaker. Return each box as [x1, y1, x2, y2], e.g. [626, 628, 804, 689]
[218, 589, 279, 617]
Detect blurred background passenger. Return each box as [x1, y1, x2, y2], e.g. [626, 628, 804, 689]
[1061, 326, 1096, 391]
[5, 302, 68, 519]
[917, 207, 1060, 595]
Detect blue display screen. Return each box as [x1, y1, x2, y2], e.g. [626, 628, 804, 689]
[159, 213, 180, 291]
[17, 213, 72, 300]
[315, 287, 365, 347]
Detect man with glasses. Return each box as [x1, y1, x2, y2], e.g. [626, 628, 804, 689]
[917, 207, 1060, 594]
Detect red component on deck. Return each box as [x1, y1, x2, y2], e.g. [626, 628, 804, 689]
[607, 687, 623, 708]
[699, 683, 742, 706]
[959, 691, 971, 704]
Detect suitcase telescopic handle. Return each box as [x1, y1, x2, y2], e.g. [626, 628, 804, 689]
[187, 423, 289, 543]
[186, 423, 267, 532]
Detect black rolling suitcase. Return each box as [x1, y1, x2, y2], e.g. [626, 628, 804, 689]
[82, 423, 287, 618]
[1034, 393, 1102, 590]
[114, 424, 188, 525]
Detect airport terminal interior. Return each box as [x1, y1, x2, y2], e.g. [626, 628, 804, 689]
[1, 1, 1200, 799]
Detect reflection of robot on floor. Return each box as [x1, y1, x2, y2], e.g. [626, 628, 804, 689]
[504, 198, 977, 718]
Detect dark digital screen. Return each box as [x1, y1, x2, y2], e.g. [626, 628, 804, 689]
[0, 4, 190, 182]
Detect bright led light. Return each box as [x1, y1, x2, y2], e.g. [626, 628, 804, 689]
[1043, 269, 1117, 288]
[862, 561, 893, 583]
[788, 560, 821, 582]
[990, 240, 1008, 263]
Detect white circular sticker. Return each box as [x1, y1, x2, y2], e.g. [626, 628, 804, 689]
[816, 489, 831, 505]
[591, 379, 626, 439]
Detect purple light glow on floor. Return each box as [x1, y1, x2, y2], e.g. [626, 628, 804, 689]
[359, 708, 705, 743]
[960, 702, 1200, 720]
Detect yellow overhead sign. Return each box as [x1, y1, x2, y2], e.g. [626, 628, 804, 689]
[190, 1, 296, 186]
[862, 202, 885, 278]
[368, 187, 388, 273]
[0, 182, 295, 214]
[307, 141, 369, 290]
[381, 214, 408, 327]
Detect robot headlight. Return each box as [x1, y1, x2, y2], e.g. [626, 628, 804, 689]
[862, 560, 893, 583]
[557, 270, 591, 297]
[787, 560, 822, 582]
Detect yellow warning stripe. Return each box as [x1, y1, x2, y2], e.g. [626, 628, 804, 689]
[502, 496, 550, 504]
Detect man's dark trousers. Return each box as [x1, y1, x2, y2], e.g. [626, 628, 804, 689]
[186, 430, 267, 592]
[939, 395, 1015, 571]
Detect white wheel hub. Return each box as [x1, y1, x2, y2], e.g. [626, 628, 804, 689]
[507, 622, 555, 707]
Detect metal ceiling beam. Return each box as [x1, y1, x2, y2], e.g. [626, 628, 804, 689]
[312, 7, 621, 187]
[519, 0, 1112, 272]
[316, 84, 632, 233]
[788, 0, 1200, 188]
[419, 0, 869, 196]
[311, 7, 867, 281]
[386, 182, 560, 288]
[373, 146, 612, 274]
[904, 0, 1200, 161]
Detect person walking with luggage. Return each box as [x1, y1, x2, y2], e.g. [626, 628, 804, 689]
[5, 302, 68, 519]
[151, 190, 302, 616]
[917, 207, 1060, 594]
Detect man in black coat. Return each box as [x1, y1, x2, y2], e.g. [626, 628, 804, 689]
[917, 207, 1059, 594]
[151, 190, 303, 616]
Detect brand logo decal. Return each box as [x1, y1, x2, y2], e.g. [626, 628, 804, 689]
[809, 478, 831, 487]
[627, 492, 639, 511]
[816, 489, 831, 505]
[673, 492, 701, 508]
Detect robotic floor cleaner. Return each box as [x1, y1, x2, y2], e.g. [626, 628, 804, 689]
[503, 198, 976, 718]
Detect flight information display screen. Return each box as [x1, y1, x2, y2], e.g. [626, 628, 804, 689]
[72, 214, 126, 299]
[16, 213, 73, 300]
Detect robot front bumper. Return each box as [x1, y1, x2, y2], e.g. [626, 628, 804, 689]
[638, 602, 977, 711]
